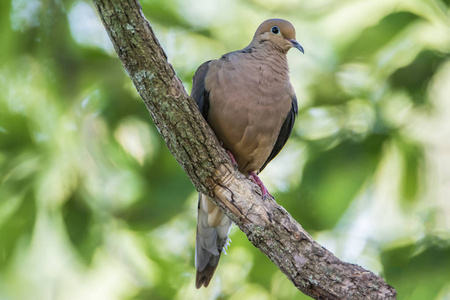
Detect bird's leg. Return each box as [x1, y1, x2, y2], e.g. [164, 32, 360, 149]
[248, 172, 273, 200]
[226, 150, 238, 169]
[224, 150, 272, 199]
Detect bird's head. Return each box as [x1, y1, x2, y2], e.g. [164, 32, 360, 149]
[252, 19, 304, 54]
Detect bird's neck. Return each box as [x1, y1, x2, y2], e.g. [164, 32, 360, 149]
[246, 45, 290, 81]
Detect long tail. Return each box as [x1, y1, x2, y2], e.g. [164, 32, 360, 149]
[195, 193, 232, 288]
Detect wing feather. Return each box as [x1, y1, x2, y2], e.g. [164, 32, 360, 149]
[191, 61, 211, 119]
[259, 95, 298, 173]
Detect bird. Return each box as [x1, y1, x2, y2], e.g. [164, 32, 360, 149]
[191, 18, 303, 289]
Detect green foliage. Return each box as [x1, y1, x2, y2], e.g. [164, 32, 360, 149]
[381, 237, 450, 300]
[286, 134, 387, 231]
[0, 191, 36, 267]
[1, 0, 449, 299]
[119, 148, 193, 231]
[62, 190, 101, 264]
[390, 50, 447, 106]
[344, 12, 420, 61]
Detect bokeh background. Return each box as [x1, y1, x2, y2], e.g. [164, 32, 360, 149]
[1, 0, 450, 299]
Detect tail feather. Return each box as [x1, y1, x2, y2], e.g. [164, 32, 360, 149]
[196, 264, 218, 289]
[195, 194, 231, 288]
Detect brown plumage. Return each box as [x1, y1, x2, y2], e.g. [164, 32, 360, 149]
[191, 18, 303, 289]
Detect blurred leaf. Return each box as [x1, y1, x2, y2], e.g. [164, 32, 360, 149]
[118, 143, 193, 231]
[389, 50, 447, 106]
[310, 73, 348, 105]
[0, 192, 36, 267]
[0, 110, 33, 153]
[286, 134, 387, 231]
[130, 233, 190, 300]
[141, 0, 191, 29]
[0, 0, 13, 66]
[343, 12, 420, 61]
[128, 289, 168, 300]
[381, 237, 450, 300]
[395, 137, 424, 203]
[62, 191, 102, 265]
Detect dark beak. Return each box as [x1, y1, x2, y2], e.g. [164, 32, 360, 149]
[288, 39, 304, 54]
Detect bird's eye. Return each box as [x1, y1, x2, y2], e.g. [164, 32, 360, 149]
[271, 26, 280, 35]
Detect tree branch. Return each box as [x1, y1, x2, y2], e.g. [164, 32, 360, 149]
[91, 0, 397, 298]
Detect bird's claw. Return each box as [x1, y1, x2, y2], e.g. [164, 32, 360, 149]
[249, 172, 273, 200]
[226, 150, 239, 169]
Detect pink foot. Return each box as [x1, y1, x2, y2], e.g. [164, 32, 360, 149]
[249, 172, 273, 199]
[226, 150, 238, 168]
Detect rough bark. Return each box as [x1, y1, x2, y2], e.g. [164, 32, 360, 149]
[91, 0, 397, 299]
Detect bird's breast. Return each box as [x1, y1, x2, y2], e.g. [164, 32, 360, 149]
[205, 58, 292, 174]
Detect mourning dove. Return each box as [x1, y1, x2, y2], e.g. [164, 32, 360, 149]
[191, 18, 303, 288]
